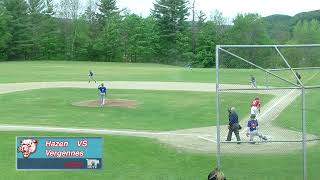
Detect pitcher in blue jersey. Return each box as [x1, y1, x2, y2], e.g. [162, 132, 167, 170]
[98, 83, 107, 106]
[246, 114, 267, 144]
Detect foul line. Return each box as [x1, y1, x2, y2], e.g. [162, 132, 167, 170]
[0, 81, 318, 144]
[258, 89, 297, 121]
[240, 89, 298, 134]
[0, 124, 213, 138]
[306, 71, 319, 83]
[197, 135, 217, 143]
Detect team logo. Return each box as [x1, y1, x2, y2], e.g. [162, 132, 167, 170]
[86, 159, 100, 169]
[17, 139, 38, 158]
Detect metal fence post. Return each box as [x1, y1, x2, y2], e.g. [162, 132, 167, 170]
[215, 45, 221, 168]
[302, 87, 307, 180]
[265, 71, 269, 89]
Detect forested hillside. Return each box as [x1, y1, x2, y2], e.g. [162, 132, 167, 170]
[0, 0, 319, 67]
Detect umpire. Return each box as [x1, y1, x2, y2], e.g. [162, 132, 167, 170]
[226, 107, 241, 144]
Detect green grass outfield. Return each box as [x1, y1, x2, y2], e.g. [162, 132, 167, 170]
[1, 61, 318, 86]
[0, 61, 319, 179]
[274, 89, 320, 136]
[0, 88, 272, 130]
[0, 61, 259, 83]
[1, 131, 319, 180]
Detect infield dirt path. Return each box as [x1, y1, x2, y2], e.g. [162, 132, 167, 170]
[0, 81, 317, 153]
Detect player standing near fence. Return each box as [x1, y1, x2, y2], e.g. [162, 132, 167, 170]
[295, 71, 301, 85]
[88, 70, 97, 83]
[250, 75, 257, 88]
[98, 83, 107, 106]
[250, 96, 261, 116]
[246, 114, 267, 144]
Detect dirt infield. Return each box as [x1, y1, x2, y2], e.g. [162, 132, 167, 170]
[72, 99, 138, 108]
[0, 81, 318, 154]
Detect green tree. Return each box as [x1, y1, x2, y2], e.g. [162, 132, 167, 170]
[26, 0, 46, 59]
[94, 16, 122, 61]
[43, 0, 54, 16]
[195, 21, 216, 67]
[152, 0, 190, 64]
[264, 15, 291, 44]
[84, 0, 99, 59]
[286, 19, 320, 67]
[0, 4, 12, 59]
[94, 0, 123, 61]
[225, 13, 273, 68]
[139, 16, 159, 63]
[96, 0, 118, 27]
[4, 0, 30, 59]
[58, 0, 80, 59]
[291, 10, 320, 26]
[228, 13, 272, 45]
[121, 13, 144, 62]
[73, 15, 91, 60]
[39, 0, 63, 59]
[193, 10, 227, 67]
[292, 20, 320, 43]
[269, 22, 291, 44]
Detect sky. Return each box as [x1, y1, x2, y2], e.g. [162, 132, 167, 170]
[115, 0, 320, 20]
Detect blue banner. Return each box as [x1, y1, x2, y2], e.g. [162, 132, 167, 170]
[16, 137, 103, 170]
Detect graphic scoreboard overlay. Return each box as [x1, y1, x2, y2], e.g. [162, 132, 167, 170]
[16, 137, 103, 170]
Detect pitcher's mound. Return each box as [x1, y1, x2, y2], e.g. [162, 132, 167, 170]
[72, 99, 138, 108]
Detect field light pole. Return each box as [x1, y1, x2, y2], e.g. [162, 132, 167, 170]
[215, 45, 221, 168]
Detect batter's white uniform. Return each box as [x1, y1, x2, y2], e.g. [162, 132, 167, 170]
[251, 106, 258, 115]
[251, 98, 260, 115]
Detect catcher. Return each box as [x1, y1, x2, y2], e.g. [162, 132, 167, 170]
[246, 114, 267, 144]
[250, 75, 257, 88]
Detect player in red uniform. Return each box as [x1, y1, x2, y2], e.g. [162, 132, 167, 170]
[250, 96, 261, 115]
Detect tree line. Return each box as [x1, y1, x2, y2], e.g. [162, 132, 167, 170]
[0, 0, 320, 68]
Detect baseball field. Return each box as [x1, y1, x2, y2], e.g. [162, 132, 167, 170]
[0, 61, 319, 180]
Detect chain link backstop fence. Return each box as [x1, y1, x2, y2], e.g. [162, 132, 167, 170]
[215, 45, 320, 180]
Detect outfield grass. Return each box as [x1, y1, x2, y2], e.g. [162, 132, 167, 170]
[304, 70, 320, 85]
[1, 61, 318, 87]
[0, 61, 319, 179]
[263, 69, 320, 87]
[0, 61, 215, 83]
[0, 88, 273, 130]
[1, 131, 319, 180]
[0, 61, 282, 85]
[274, 89, 320, 136]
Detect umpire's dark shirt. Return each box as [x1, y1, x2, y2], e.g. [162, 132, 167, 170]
[228, 112, 239, 126]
